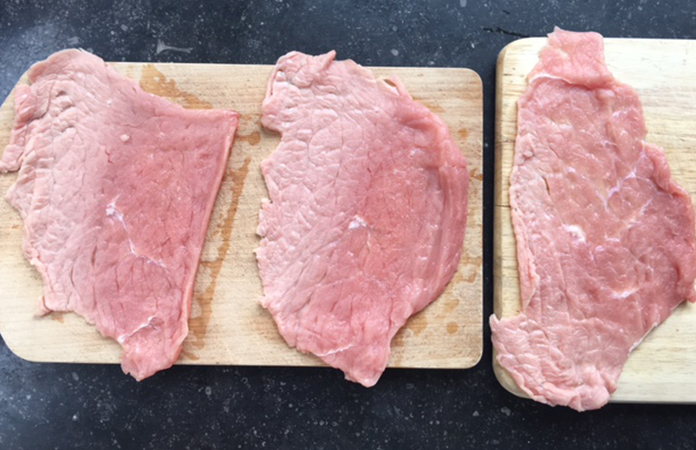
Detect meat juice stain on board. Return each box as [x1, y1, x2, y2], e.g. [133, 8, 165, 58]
[444, 298, 460, 314]
[389, 269, 469, 363]
[407, 314, 429, 337]
[389, 312, 430, 366]
[236, 115, 270, 154]
[235, 131, 261, 146]
[455, 254, 483, 284]
[51, 312, 65, 323]
[187, 157, 252, 353]
[393, 261, 473, 346]
[469, 167, 483, 182]
[139, 64, 213, 110]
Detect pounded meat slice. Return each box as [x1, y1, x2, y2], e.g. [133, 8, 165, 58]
[257, 51, 469, 387]
[0, 50, 238, 380]
[491, 29, 696, 411]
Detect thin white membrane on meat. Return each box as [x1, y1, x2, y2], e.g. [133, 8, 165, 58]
[0, 50, 238, 380]
[491, 28, 696, 411]
[257, 51, 469, 387]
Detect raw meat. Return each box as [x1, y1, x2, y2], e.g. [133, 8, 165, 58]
[257, 51, 469, 387]
[0, 50, 238, 380]
[491, 29, 696, 410]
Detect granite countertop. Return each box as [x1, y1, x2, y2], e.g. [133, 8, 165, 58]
[2, 0, 696, 449]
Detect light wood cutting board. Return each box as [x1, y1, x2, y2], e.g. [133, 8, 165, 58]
[0, 61, 483, 371]
[495, 37, 696, 403]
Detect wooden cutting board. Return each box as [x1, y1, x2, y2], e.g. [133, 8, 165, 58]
[0, 61, 483, 371]
[495, 37, 696, 403]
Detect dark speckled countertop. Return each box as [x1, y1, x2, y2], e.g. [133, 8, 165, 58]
[2, 1, 696, 449]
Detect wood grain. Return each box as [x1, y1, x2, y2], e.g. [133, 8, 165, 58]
[0, 61, 483, 371]
[495, 38, 696, 403]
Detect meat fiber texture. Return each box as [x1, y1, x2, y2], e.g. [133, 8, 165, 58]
[0, 50, 238, 380]
[257, 51, 469, 387]
[491, 28, 696, 411]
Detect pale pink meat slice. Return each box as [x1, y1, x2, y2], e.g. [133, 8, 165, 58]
[491, 29, 696, 411]
[257, 51, 469, 387]
[0, 50, 238, 380]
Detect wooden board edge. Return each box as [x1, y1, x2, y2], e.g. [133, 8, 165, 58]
[492, 350, 528, 399]
[464, 317, 484, 369]
[492, 37, 537, 399]
[2, 331, 45, 364]
[469, 72, 484, 369]
[459, 67, 483, 94]
[494, 39, 512, 318]
[0, 84, 17, 118]
[489, 352, 696, 405]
